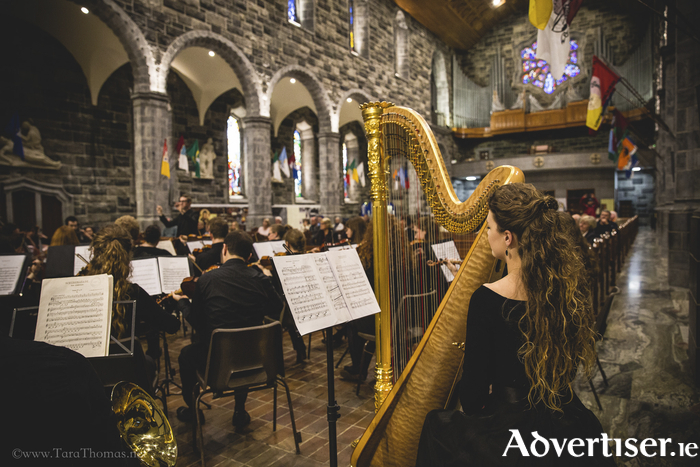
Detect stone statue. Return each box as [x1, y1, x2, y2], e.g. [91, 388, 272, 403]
[199, 137, 216, 179]
[0, 120, 61, 170]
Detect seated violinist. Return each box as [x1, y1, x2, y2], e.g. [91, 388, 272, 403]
[195, 217, 228, 272]
[133, 225, 174, 258]
[268, 223, 291, 241]
[312, 217, 334, 247]
[173, 231, 283, 427]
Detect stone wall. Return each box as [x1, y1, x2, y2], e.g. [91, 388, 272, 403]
[616, 170, 654, 225]
[0, 19, 135, 227]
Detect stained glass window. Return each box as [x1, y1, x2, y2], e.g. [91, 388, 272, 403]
[227, 115, 241, 196]
[288, 0, 299, 24]
[342, 143, 348, 199]
[520, 40, 580, 94]
[349, 0, 355, 51]
[293, 130, 302, 198]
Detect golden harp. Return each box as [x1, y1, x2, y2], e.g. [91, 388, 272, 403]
[351, 102, 524, 467]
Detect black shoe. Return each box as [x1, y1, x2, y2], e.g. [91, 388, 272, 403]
[231, 410, 251, 429]
[340, 369, 363, 381]
[176, 406, 205, 425]
[343, 365, 358, 374]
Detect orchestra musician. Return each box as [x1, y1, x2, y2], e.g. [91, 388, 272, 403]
[416, 184, 613, 466]
[194, 217, 228, 271]
[312, 217, 334, 246]
[81, 224, 180, 370]
[267, 223, 291, 242]
[133, 225, 174, 258]
[157, 195, 198, 245]
[172, 231, 283, 428]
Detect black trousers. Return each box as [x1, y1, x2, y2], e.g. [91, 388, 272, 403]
[178, 344, 247, 411]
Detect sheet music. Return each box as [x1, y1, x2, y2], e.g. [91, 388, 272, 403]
[157, 256, 190, 294]
[130, 257, 162, 296]
[202, 239, 212, 246]
[311, 253, 352, 324]
[35, 274, 113, 358]
[0, 255, 26, 295]
[156, 240, 177, 256]
[253, 242, 274, 259]
[325, 249, 380, 320]
[269, 240, 287, 255]
[73, 245, 92, 276]
[431, 240, 462, 283]
[328, 243, 358, 250]
[187, 240, 204, 253]
[272, 255, 337, 335]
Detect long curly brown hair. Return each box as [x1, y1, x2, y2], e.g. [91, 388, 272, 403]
[489, 183, 596, 412]
[84, 224, 133, 337]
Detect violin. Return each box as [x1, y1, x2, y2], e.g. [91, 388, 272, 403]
[156, 264, 220, 307]
[192, 244, 212, 256]
[426, 258, 463, 267]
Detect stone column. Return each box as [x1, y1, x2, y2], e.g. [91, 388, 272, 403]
[131, 92, 172, 226]
[299, 125, 317, 202]
[243, 116, 273, 228]
[318, 132, 342, 218]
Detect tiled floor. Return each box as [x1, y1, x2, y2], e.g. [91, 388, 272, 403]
[158, 330, 376, 467]
[156, 227, 700, 466]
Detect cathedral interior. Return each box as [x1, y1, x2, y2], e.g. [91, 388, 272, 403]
[1, 0, 700, 466]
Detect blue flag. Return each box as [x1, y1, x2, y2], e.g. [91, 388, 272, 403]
[4, 113, 24, 160]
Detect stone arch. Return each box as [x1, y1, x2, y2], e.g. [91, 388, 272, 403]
[265, 65, 333, 133]
[335, 88, 374, 133]
[431, 49, 450, 126]
[69, 0, 155, 94]
[157, 30, 263, 116]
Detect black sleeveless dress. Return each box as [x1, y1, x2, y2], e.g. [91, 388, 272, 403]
[416, 286, 616, 466]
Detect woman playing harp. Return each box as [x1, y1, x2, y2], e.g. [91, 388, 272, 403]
[416, 184, 614, 466]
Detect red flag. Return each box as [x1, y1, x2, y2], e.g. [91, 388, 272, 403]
[586, 56, 620, 131]
[174, 134, 185, 155]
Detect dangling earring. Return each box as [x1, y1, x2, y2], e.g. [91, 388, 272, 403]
[505, 249, 509, 257]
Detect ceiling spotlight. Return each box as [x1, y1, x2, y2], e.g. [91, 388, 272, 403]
[208, 50, 215, 57]
[81, 7, 89, 14]
[346, 98, 353, 103]
[492, 0, 505, 7]
[466, 176, 478, 181]
[290, 78, 296, 84]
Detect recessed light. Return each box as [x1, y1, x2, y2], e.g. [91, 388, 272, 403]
[208, 50, 215, 57]
[632, 167, 641, 171]
[466, 176, 478, 181]
[290, 78, 296, 84]
[347, 98, 353, 103]
[81, 7, 89, 14]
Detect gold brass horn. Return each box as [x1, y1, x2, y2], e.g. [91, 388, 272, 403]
[111, 381, 177, 467]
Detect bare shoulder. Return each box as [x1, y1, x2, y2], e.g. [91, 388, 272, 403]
[483, 277, 527, 301]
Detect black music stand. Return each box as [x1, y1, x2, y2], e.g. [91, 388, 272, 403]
[324, 325, 341, 467]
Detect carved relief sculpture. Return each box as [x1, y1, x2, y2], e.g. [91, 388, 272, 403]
[0, 121, 61, 170]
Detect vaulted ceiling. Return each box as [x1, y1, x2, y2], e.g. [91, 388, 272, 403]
[393, 0, 528, 50]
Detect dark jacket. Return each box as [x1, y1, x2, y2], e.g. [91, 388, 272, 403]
[195, 242, 225, 272]
[159, 208, 198, 236]
[177, 258, 283, 350]
[133, 245, 174, 258]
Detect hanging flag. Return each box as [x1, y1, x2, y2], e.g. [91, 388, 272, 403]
[175, 135, 185, 155]
[3, 113, 24, 159]
[351, 161, 359, 184]
[529, 0, 553, 30]
[357, 162, 366, 187]
[160, 139, 170, 178]
[402, 167, 410, 189]
[624, 153, 639, 179]
[279, 146, 290, 178]
[187, 139, 199, 161]
[617, 137, 637, 170]
[565, 0, 584, 26]
[608, 109, 629, 164]
[536, 10, 570, 80]
[178, 143, 189, 172]
[586, 56, 620, 131]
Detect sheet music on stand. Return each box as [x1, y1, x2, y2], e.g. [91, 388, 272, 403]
[431, 240, 462, 283]
[73, 245, 92, 275]
[187, 240, 204, 253]
[253, 240, 287, 260]
[34, 274, 114, 358]
[0, 254, 29, 296]
[156, 239, 177, 256]
[273, 249, 380, 335]
[130, 256, 190, 295]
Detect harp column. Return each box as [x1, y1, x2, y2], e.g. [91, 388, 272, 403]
[243, 116, 273, 228]
[318, 132, 342, 217]
[131, 91, 173, 227]
[362, 101, 394, 411]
